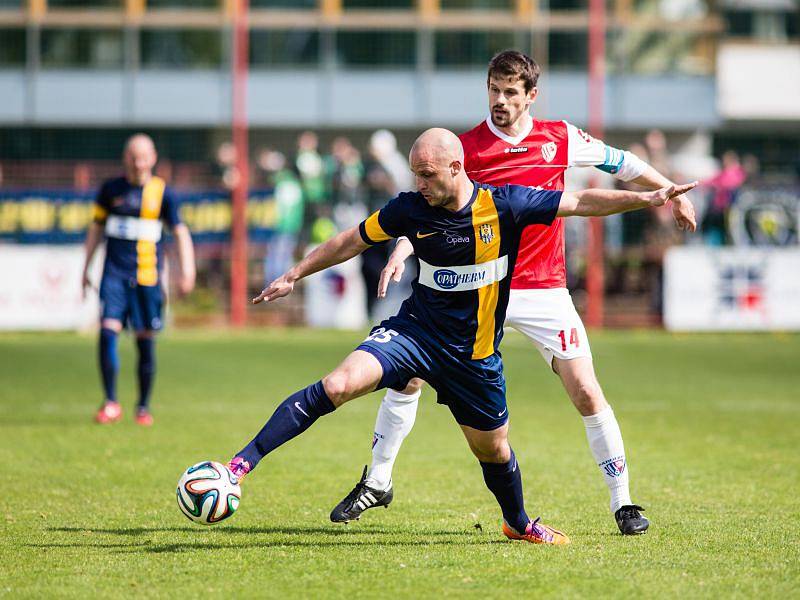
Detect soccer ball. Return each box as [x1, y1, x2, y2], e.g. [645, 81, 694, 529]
[176, 461, 241, 525]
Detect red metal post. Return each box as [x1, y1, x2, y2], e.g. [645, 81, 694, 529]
[230, 0, 249, 327]
[586, 0, 605, 328]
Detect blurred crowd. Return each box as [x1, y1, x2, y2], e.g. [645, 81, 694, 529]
[214, 130, 414, 320]
[565, 128, 768, 317]
[206, 127, 792, 321]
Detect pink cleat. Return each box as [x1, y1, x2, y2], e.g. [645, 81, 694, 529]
[502, 517, 571, 545]
[95, 401, 122, 424]
[226, 457, 251, 484]
[135, 409, 154, 426]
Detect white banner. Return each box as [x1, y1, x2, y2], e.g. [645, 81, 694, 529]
[664, 247, 800, 331]
[0, 245, 101, 330]
[303, 246, 368, 330]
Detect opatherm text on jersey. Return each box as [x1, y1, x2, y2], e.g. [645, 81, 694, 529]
[419, 256, 509, 292]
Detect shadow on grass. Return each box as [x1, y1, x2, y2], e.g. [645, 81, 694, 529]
[34, 525, 502, 553]
[29, 538, 502, 553]
[47, 525, 484, 537]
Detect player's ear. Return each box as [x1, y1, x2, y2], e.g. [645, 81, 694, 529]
[450, 161, 462, 176]
[527, 86, 538, 107]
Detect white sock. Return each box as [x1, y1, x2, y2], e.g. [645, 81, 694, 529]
[582, 406, 633, 513]
[365, 388, 420, 491]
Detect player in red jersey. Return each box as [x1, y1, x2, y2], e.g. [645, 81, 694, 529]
[329, 51, 696, 535]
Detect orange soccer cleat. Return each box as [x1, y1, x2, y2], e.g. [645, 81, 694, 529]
[95, 401, 122, 424]
[502, 517, 571, 545]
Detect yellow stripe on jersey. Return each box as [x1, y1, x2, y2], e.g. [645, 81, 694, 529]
[136, 176, 165, 286]
[92, 204, 108, 223]
[471, 188, 502, 360]
[140, 176, 165, 220]
[364, 210, 392, 243]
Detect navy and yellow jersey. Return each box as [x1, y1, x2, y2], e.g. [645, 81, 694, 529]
[358, 181, 561, 360]
[92, 176, 181, 286]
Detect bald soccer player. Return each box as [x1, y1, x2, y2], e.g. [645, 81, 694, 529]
[82, 134, 195, 426]
[221, 128, 695, 544]
[332, 50, 698, 535]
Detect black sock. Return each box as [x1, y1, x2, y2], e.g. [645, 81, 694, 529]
[99, 328, 118, 403]
[480, 449, 529, 534]
[235, 381, 335, 470]
[136, 337, 155, 411]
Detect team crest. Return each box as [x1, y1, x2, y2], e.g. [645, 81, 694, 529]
[600, 456, 626, 478]
[479, 223, 494, 244]
[541, 142, 557, 163]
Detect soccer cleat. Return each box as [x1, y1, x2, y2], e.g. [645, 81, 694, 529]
[502, 517, 571, 545]
[226, 456, 251, 484]
[135, 409, 154, 426]
[615, 504, 649, 535]
[330, 466, 393, 523]
[95, 401, 122, 424]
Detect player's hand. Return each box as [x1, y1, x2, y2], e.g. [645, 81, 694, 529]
[252, 274, 295, 304]
[178, 273, 195, 297]
[81, 270, 96, 300]
[644, 182, 698, 208]
[670, 194, 697, 233]
[378, 257, 406, 298]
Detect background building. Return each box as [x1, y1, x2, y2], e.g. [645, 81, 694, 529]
[0, 0, 798, 327]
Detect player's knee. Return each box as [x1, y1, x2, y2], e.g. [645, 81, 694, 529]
[401, 378, 424, 395]
[570, 379, 607, 415]
[101, 319, 123, 333]
[322, 372, 354, 405]
[472, 437, 511, 463]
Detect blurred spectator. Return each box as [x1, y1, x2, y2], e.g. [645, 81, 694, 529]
[702, 150, 747, 246]
[295, 131, 327, 212]
[367, 129, 414, 194]
[214, 141, 240, 191]
[257, 148, 304, 283]
[360, 130, 406, 318]
[328, 137, 364, 204]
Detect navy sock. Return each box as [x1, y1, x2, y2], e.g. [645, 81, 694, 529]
[480, 450, 529, 534]
[99, 327, 119, 403]
[136, 337, 156, 410]
[236, 381, 335, 470]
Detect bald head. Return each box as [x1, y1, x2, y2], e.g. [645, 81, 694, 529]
[123, 133, 157, 186]
[125, 133, 156, 156]
[409, 128, 464, 165]
[409, 128, 473, 211]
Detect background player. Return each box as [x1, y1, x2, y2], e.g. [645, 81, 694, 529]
[224, 128, 695, 545]
[330, 50, 698, 535]
[82, 134, 195, 426]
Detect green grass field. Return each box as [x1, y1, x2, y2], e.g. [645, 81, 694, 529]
[1, 329, 798, 598]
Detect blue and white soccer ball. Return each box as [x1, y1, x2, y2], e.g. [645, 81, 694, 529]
[176, 461, 241, 525]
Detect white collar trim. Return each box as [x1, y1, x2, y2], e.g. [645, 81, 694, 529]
[485, 115, 533, 146]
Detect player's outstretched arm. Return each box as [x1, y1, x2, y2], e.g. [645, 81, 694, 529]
[377, 237, 414, 298]
[252, 226, 370, 304]
[631, 165, 698, 232]
[172, 223, 196, 296]
[81, 222, 105, 299]
[557, 182, 698, 218]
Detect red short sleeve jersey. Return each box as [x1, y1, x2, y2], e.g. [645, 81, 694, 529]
[460, 117, 573, 289]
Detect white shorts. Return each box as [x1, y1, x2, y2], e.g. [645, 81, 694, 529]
[504, 287, 593, 367]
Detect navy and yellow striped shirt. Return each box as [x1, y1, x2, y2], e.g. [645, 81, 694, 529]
[358, 182, 561, 360]
[93, 176, 181, 286]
